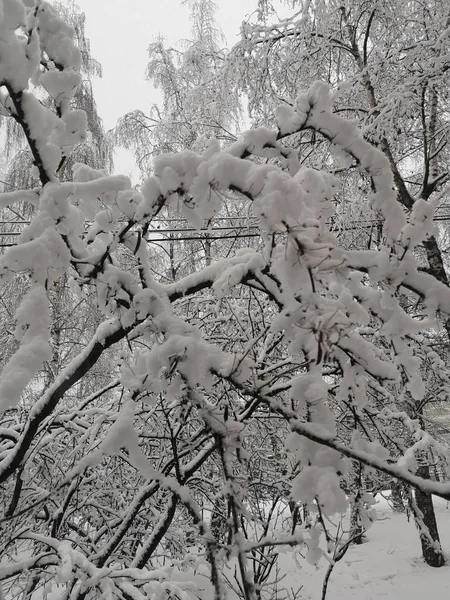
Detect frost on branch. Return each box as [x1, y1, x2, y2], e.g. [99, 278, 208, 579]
[1, 2, 450, 597]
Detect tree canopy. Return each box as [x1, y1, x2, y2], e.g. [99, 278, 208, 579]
[1, 1, 450, 599]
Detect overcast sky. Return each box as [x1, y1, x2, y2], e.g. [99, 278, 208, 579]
[65, 0, 258, 178]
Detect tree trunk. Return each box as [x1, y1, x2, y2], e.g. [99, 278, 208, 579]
[391, 480, 405, 513]
[349, 461, 365, 543]
[169, 233, 176, 281]
[204, 234, 211, 267]
[289, 499, 302, 534]
[409, 465, 445, 567]
[349, 497, 364, 544]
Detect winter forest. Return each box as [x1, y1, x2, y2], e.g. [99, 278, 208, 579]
[1, 0, 450, 598]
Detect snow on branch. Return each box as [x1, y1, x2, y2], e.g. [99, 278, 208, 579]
[1, 1, 450, 596]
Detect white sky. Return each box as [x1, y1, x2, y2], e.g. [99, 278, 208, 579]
[66, 0, 258, 178]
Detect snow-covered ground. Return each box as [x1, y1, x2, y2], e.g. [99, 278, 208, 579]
[282, 495, 450, 600]
[17, 495, 450, 600]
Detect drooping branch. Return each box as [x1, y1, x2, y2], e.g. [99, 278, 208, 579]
[222, 374, 450, 501]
